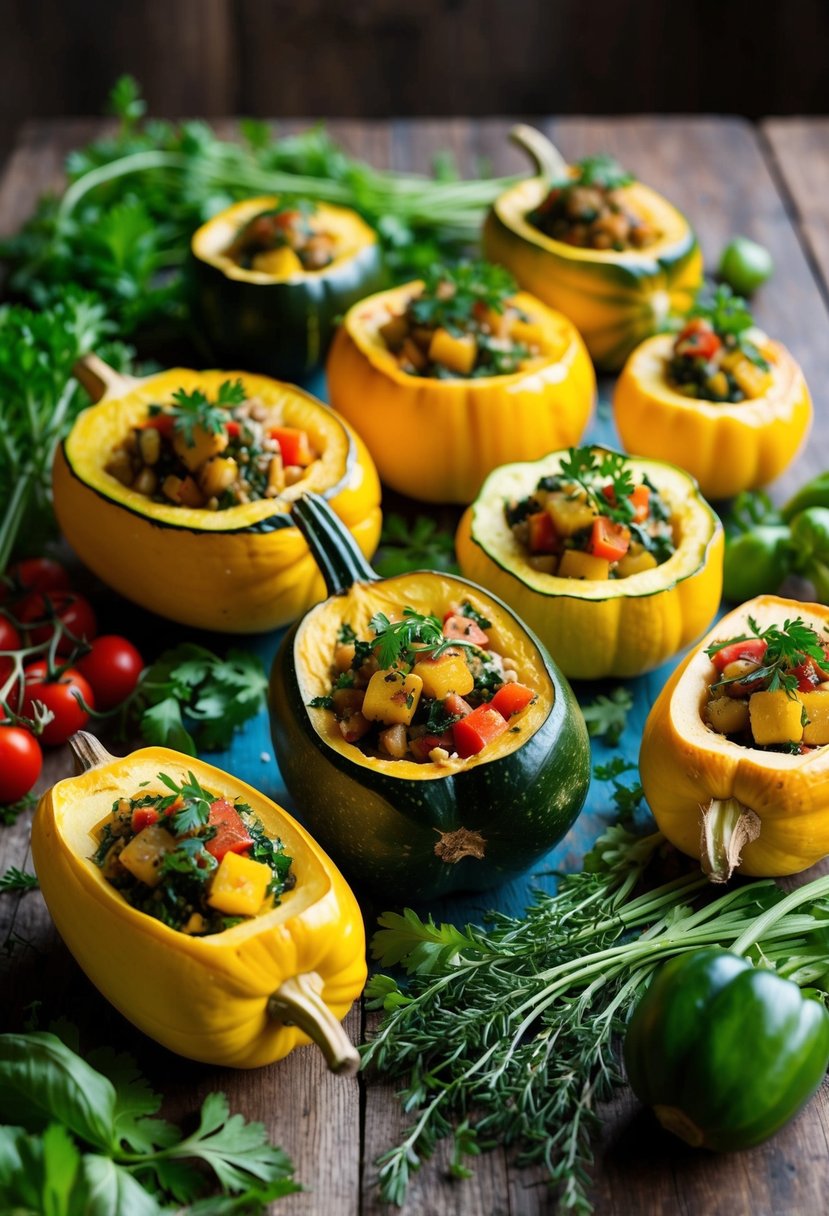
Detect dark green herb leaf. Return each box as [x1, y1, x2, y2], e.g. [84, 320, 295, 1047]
[0, 867, 39, 893]
[581, 688, 633, 745]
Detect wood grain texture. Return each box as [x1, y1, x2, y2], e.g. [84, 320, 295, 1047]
[763, 119, 829, 307]
[2, 116, 829, 1216]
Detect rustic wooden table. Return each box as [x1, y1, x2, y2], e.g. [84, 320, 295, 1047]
[2, 116, 829, 1216]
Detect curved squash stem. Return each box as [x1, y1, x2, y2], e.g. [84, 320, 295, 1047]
[73, 353, 138, 404]
[699, 797, 761, 884]
[509, 124, 569, 187]
[69, 730, 115, 773]
[268, 971, 360, 1076]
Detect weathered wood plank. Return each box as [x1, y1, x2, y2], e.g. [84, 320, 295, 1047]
[762, 118, 829, 306]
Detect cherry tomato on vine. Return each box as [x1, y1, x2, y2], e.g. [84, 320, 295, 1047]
[75, 635, 144, 710]
[22, 663, 95, 746]
[0, 726, 42, 803]
[17, 591, 97, 653]
[3, 558, 71, 602]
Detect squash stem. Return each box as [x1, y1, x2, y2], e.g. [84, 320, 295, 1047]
[73, 354, 137, 404]
[291, 492, 378, 595]
[69, 730, 115, 773]
[509, 124, 568, 187]
[699, 797, 761, 883]
[268, 971, 360, 1076]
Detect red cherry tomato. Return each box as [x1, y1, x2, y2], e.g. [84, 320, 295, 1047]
[0, 726, 42, 803]
[17, 591, 97, 654]
[3, 558, 71, 604]
[710, 638, 768, 673]
[22, 664, 95, 746]
[75, 635, 144, 710]
[204, 799, 254, 861]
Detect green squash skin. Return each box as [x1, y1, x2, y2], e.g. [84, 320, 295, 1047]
[188, 242, 386, 380]
[624, 948, 829, 1151]
[270, 608, 590, 901]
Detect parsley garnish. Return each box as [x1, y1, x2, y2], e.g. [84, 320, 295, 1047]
[409, 260, 517, 332]
[374, 514, 459, 577]
[581, 687, 633, 745]
[308, 694, 335, 709]
[157, 770, 214, 835]
[688, 284, 769, 369]
[558, 446, 637, 524]
[167, 378, 246, 445]
[706, 615, 828, 698]
[369, 608, 481, 669]
[553, 153, 634, 192]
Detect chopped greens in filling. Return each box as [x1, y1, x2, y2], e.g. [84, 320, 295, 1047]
[703, 616, 829, 752]
[308, 602, 538, 765]
[105, 379, 319, 510]
[504, 446, 675, 580]
[92, 770, 294, 935]
[668, 285, 773, 403]
[378, 261, 546, 380]
[225, 200, 336, 273]
[528, 155, 659, 251]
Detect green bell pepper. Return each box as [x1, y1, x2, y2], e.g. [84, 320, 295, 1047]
[789, 507, 829, 602]
[624, 948, 829, 1151]
[722, 524, 792, 602]
[781, 471, 829, 522]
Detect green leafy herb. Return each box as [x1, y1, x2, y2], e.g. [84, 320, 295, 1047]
[580, 687, 633, 745]
[707, 615, 828, 698]
[374, 514, 459, 578]
[459, 601, 491, 629]
[409, 260, 517, 331]
[0, 867, 39, 893]
[368, 607, 480, 669]
[0, 292, 131, 568]
[157, 770, 214, 836]
[308, 694, 334, 710]
[133, 643, 268, 754]
[593, 758, 644, 823]
[554, 153, 634, 192]
[0, 1029, 299, 1212]
[244, 811, 293, 900]
[558, 446, 637, 524]
[689, 283, 769, 367]
[362, 826, 829, 1211]
[167, 378, 246, 445]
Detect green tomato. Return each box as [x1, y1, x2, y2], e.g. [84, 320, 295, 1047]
[718, 236, 774, 295]
[723, 525, 792, 602]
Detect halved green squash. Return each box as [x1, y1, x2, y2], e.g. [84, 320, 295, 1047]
[269, 494, 591, 901]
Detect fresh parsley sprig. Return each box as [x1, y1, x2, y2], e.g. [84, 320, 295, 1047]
[166, 378, 246, 445]
[558, 446, 637, 524]
[552, 153, 634, 192]
[157, 770, 215, 835]
[581, 687, 633, 745]
[368, 608, 481, 669]
[409, 260, 517, 332]
[689, 283, 769, 368]
[706, 615, 828, 698]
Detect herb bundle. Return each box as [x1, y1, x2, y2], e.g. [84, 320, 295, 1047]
[363, 824, 829, 1211]
[707, 615, 829, 698]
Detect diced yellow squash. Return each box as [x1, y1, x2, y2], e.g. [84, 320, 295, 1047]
[558, 549, 610, 581]
[362, 669, 423, 725]
[252, 246, 303, 276]
[749, 690, 804, 745]
[706, 371, 729, 399]
[428, 328, 477, 375]
[119, 824, 178, 888]
[528, 554, 558, 575]
[412, 652, 474, 700]
[207, 852, 271, 917]
[704, 695, 750, 735]
[546, 492, 598, 537]
[731, 355, 774, 399]
[615, 549, 659, 578]
[801, 690, 829, 745]
[173, 425, 228, 473]
[510, 318, 545, 349]
[199, 456, 238, 498]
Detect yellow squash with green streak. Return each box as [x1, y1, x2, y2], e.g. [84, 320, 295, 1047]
[32, 733, 366, 1072]
[326, 281, 595, 504]
[483, 126, 703, 371]
[613, 333, 812, 500]
[640, 596, 829, 881]
[53, 357, 381, 632]
[456, 448, 723, 679]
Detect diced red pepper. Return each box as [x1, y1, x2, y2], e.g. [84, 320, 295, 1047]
[225, 420, 241, 438]
[490, 683, 535, 719]
[409, 730, 454, 762]
[131, 807, 159, 833]
[790, 659, 828, 692]
[142, 413, 175, 438]
[443, 615, 489, 647]
[527, 510, 560, 554]
[630, 484, 650, 522]
[675, 319, 722, 361]
[204, 799, 254, 861]
[588, 517, 630, 562]
[269, 426, 313, 466]
[710, 637, 768, 673]
[444, 693, 473, 719]
[453, 704, 509, 758]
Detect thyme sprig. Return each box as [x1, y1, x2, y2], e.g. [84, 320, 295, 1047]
[706, 615, 829, 698]
[362, 825, 829, 1211]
